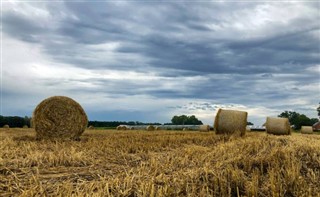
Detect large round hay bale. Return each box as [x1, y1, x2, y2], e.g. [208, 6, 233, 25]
[116, 126, 122, 130]
[301, 126, 313, 134]
[3, 124, 9, 128]
[23, 125, 29, 128]
[155, 126, 161, 131]
[146, 125, 155, 131]
[266, 117, 290, 135]
[199, 125, 210, 132]
[88, 125, 95, 130]
[33, 96, 88, 139]
[214, 109, 247, 136]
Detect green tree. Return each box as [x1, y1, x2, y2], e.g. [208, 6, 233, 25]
[171, 115, 202, 125]
[278, 111, 317, 130]
[187, 115, 203, 125]
[247, 122, 254, 125]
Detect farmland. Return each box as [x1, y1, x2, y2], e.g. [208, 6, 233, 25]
[1, 128, 320, 196]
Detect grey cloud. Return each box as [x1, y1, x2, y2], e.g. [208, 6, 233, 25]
[2, 12, 48, 43]
[3, 2, 319, 75]
[2, 1, 319, 122]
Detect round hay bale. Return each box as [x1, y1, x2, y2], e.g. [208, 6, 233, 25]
[33, 96, 88, 139]
[266, 117, 290, 135]
[183, 128, 188, 131]
[301, 126, 313, 134]
[214, 109, 247, 136]
[146, 125, 155, 131]
[116, 125, 128, 130]
[3, 124, 9, 128]
[88, 125, 95, 130]
[129, 126, 134, 130]
[116, 125, 122, 130]
[199, 125, 210, 132]
[23, 125, 29, 128]
[246, 126, 251, 132]
[155, 126, 161, 131]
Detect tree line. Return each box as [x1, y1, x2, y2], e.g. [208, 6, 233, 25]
[0, 116, 162, 128]
[1, 104, 319, 129]
[0, 116, 31, 128]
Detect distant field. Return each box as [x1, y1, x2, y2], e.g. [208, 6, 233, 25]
[1, 128, 320, 196]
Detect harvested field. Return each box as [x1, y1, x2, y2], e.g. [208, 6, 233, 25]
[0, 128, 320, 196]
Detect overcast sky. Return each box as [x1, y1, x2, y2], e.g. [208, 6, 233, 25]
[1, 1, 319, 125]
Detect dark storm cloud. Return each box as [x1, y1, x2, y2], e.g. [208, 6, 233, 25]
[3, 1, 319, 75]
[2, 12, 48, 43]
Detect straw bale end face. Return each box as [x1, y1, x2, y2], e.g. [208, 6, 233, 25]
[199, 125, 210, 132]
[146, 125, 155, 131]
[266, 117, 291, 135]
[3, 124, 9, 128]
[33, 96, 88, 140]
[214, 109, 247, 136]
[301, 126, 313, 134]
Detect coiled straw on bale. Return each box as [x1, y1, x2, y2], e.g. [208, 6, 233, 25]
[146, 125, 155, 131]
[199, 125, 210, 132]
[214, 109, 247, 136]
[33, 96, 88, 140]
[266, 117, 291, 135]
[301, 126, 313, 134]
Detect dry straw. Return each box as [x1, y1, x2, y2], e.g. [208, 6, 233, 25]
[199, 125, 210, 132]
[301, 126, 313, 134]
[3, 124, 9, 128]
[266, 117, 291, 135]
[33, 96, 88, 140]
[214, 109, 247, 136]
[146, 125, 155, 131]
